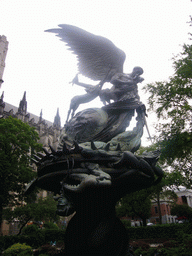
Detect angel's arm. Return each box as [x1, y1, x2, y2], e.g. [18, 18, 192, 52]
[71, 74, 95, 91]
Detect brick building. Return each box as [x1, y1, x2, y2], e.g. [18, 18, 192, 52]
[149, 188, 192, 224]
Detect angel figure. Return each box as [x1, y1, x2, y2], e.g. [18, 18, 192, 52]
[46, 25, 148, 145]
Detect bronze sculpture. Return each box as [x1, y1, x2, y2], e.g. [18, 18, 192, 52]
[26, 25, 163, 256]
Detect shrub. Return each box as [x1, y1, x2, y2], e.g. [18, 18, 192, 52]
[42, 229, 65, 243]
[38, 244, 57, 256]
[127, 223, 182, 240]
[130, 240, 150, 251]
[120, 219, 131, 228]
[2, 230, 65, 251]
[1, 236, 21, 251]
[3, 243, 33, 256]
[43, 222, 59, 230]
[183, 222, 192, 234]
[22, 224, 39, 235]
[183, 234, 192, 249]
[21, 233, 45, 248]
[163, 240, 179, 248]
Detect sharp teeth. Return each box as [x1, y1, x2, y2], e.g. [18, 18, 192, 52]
[64, 183, 80, 189]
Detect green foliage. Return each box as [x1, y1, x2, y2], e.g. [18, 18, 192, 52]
[38, 244, 58, 256]
[134, 246, 192, 256]
[43, 222, 59, 230]
[22, 224, 39, 235]
[3, 243, 33, 256]
[1, 229, 66, 250]
[131, 240, 150, 251]
[0, 116, 42, 225]
[42, 229, 65, 244]
[120, 219, 131, 228]
[129, 221, 192, 255]
[171, 204, 192, 220]
[4, 196, 58, 235]
[132, 234, 192, 256]
[22, 233, 45, 248]
[127, 224, 184, 240]
[116, 188, 152, 226]
[143, 17, 192, 186]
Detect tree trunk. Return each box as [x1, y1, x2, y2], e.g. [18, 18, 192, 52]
[131, 206, 147, 226]
[0, 203, 3, 235]
[157, 192, 162, 224]
[17, 217, 31, 236]
[142, 218, 147, 226]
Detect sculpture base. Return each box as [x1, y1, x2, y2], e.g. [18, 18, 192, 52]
[64, 213, 131, 256]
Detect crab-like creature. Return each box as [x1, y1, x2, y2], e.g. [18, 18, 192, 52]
[26, 142, 163, 255]
[27, 142, 162, 197]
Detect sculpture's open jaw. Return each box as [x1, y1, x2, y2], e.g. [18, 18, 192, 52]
[63, 171, 112, 192]
[63, 174, 82, 190]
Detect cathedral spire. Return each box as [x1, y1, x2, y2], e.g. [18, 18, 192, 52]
[0, 91, 5, 115]
[0, 35, 9, 88]
[39, 109, 43, 123]
[18, 91, 27, 114]
[53, 108, 61, 128]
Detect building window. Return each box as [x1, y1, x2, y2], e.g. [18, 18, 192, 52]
[155, 206, 158, 214]
[182, 196, 187, 205]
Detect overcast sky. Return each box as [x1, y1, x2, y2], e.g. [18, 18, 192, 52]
[0, 0, 191, 145]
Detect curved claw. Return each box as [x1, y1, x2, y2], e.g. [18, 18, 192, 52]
[31, 158, 40, 165]
[153, 166, 164, 177]
[71, 141, 83, 153]
[62, 142, 70, 154]
[139, 158, 154, 179]
[42, 147, 50, 156]
[113, 151, 155, 179]
[115, 143, 121, 151]
[37, 152, 46, 158]
[49, 145, 56, 155]
[113, 151, 140, 169]
[33, 154, 41, 161]
[104, 143, 110, 151]
[91, 141, 98, 150]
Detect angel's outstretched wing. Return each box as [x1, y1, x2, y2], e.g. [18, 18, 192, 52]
[45, 24, 126, 81]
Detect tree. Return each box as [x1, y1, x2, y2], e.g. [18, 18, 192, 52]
[137, 145, 181, 224]
[3, 196, 58, 235]
[0, 116, 41, 231]
[171, 204, 192, 221]
[116, 189, 152, 226]
[143, 17, 192, 186]
[149, 180, 178, 224]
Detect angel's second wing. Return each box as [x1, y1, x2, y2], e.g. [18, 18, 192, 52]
[45, 24, 126, 81]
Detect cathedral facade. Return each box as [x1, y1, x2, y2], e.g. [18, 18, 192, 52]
[0, 91, 62, 235]
[0, 91, 61, 150]
[0, 35, 65, 235]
